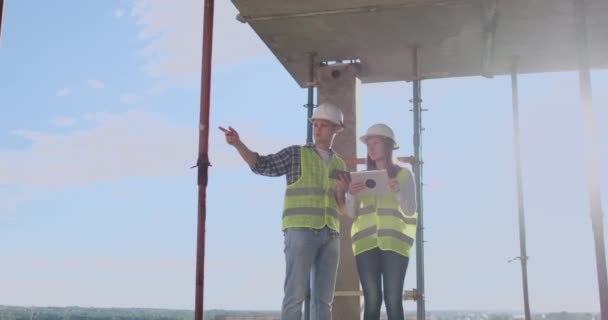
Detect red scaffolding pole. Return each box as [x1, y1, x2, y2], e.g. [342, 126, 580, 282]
[194, 0, 214, 319]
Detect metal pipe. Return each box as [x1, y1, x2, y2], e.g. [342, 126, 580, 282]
[510, 59, 532, 320]
[344, 156, 416, 167]
[194, 0, 214, 319]
[304, 98, 312, 316]
[574, 1, 608, 319]
[304, 84, 312, 317]
[306, 52, 316, 145]
[303, 51, 317, 320]
[306, 87, 314, 144]
[412, 47, 426, 320]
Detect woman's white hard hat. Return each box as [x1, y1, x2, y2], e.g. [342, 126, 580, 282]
[359, 123, 399, 149]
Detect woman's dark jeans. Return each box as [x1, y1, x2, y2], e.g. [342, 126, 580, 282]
[355, 248, 409, 320]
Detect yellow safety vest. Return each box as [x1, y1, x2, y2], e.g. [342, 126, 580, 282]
[351, 168, 418, 257]
[282, 146, 346, 231]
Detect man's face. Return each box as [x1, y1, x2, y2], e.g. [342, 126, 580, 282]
[312, 119, 339, 143]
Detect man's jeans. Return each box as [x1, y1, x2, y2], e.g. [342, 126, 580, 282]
[356, 248, 409, 320]
[282, 227, 340, 320]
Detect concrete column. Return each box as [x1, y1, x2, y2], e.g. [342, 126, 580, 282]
[317, 63, 361, 320]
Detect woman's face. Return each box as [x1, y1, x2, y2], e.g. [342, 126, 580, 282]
[366, 136, 386, 163]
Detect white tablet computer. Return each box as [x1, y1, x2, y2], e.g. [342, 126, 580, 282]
[350, 170, 389, 196]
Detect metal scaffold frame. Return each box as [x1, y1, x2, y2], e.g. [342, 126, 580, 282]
[192, 1, 608, 319]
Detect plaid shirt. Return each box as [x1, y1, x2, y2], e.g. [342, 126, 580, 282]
[251, 144, 339, 185]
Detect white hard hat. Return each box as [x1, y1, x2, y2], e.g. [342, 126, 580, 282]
[359, 123, 399, 149]
[310, 103, 344, 130]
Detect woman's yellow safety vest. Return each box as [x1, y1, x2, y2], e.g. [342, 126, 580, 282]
[350, 168, 418, 257]
[282, 146, 346, 231]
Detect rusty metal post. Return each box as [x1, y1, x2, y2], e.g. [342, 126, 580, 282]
[194, 0, 214, 319]
[574, 1, 608, 319]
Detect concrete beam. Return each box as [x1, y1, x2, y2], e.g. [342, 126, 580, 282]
[236, 0, 475, 22]
[481, 0, 498, 77]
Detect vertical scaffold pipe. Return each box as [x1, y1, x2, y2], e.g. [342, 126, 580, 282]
[194, 0, 214, 319]
[306, 53, 316, 145]
[412, 47, 426, 320]
[306, 87, 314, 144]
[574, 2, 608, 319]
[510, 60, 532, 320]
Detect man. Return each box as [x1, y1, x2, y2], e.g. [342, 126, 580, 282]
[220, 103, 350, 320]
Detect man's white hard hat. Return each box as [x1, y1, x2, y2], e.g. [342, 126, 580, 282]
[359, 123, 399, 149]
[310, 103, 344, 130]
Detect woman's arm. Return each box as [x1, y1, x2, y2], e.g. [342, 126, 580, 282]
[344, 192, 358, 218]
[397, 171, 417, 215]
[344, 180, 365, 218]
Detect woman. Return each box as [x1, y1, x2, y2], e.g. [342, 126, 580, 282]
[346, 123, 418, 320]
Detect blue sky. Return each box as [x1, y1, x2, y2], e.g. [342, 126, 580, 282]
[1, 0, 607, 314]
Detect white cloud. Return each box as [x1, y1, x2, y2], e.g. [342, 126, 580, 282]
[87, 79, 105, 90]
[56, 88, 71, 97]
[120, 94, 138, 105]
[49, 117, 77, 127]
[114, 9, 125, 18]
[146, 80, 182, 96]
[0, 113, 294, 216]
[130, 0, 270, 82]
[1, 110, 198, 188]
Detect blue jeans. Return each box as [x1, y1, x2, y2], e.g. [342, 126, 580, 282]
[356, 248, 409, 320]
[282, 227, 340, 320]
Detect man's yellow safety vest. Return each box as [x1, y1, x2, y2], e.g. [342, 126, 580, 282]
[282, 146, 346, 231]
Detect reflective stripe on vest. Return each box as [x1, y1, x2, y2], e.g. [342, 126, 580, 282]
[351, 168, 418, 257]
[283, 207, 339, 218]
[377, 208, 417, 225]
[282, 146, 346, 231]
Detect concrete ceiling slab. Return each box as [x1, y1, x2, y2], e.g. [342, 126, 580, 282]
[231, 0, 608, 86]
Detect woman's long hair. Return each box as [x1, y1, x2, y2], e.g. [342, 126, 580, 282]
[366, 137, 400, 178]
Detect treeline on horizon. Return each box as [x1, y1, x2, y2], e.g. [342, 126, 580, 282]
[0, 306, 281, 320]
[0, 306, 192, 320]
[0, 306, 598, 320]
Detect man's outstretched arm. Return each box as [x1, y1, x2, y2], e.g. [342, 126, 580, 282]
[219, 126, 257, 167]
